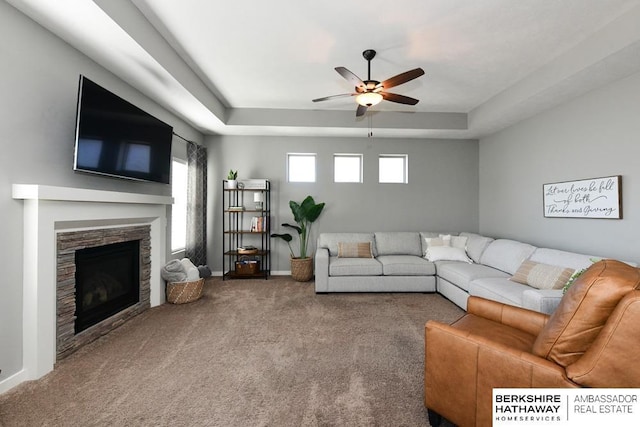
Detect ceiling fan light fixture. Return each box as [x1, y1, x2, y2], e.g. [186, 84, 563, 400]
[356, 92, 383, 107]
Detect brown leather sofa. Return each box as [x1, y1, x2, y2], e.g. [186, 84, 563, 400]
[424, 259, 640, 427]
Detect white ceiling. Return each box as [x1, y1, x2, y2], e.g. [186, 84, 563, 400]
[8, 0, 640, 139]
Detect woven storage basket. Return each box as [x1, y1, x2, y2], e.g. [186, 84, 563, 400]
[166, 278, 204, 304]
[291, 257, 313, 282]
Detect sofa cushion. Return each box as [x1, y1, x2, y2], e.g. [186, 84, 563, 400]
[377, 255, 435, 276]
[529, 248, 600, 271]
[468, 277, 530, 307]
[374, 232, 422, 256]
[510, 260, 574, 290]
[479, 239, 536, 275]
[437, 262, 509, 292]
[318, 233, 377, 257]
[337, 242, 373, 258]
[532, 259, 640, 367]
[329, 257, 383, 276]
[459, 232, 494, 264]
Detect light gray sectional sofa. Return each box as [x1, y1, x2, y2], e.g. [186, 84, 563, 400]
[315, 231, 603, 314]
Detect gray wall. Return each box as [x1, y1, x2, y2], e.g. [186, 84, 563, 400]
[479, 71, 640, 262]
[206, 135, 479, 272]
[0, 3, 202, 383]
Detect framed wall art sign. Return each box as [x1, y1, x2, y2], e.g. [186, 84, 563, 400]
[543, 175, 622, 219]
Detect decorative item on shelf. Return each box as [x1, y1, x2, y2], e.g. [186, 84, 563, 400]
[253, 192, 264, 210]
[235, 256, 260, 275]
[250, 216, 267, 232]
[271, 195, 325, 282]
[226, 169, 238, 189]
[238, 245, 258, 255]
[240, 179, 268, 190]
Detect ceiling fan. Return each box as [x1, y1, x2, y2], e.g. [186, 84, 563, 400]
[312, 49, 425, 117]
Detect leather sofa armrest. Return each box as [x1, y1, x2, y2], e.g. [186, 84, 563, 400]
[314, 247, 329, 293]
[467, 296, 549, 336]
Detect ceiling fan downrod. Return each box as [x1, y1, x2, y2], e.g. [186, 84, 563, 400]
[363, 49, 376, 81]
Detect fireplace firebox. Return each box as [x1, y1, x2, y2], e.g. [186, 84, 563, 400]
[74, 240, 140, 333]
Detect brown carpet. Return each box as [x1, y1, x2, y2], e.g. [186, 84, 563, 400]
[0, 277, 463, 427]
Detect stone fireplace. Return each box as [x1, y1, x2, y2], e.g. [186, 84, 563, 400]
[56, 225, 151, 360]
[12, 184, 172, 385]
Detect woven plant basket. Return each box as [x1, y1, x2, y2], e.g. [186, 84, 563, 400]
[291, 257, 313, 282]
[166, 278, 204, 304]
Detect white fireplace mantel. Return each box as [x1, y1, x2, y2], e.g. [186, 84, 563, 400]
[11, 184, 173, 389]
[12, 184, 173, 205]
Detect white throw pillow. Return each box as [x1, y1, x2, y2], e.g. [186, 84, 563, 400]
[424, 236, 449, 249]
[440, 234, 468, 250]
[425, 246, 472, 263]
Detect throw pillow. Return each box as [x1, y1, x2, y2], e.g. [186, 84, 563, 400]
[337, 242, 373, 258]
[532, 259, 640, 367]
[425, 246, 472, 263]
[510, 260, 575, 290]
[424, 237, 449, 247]
[440, 234, 468, 250]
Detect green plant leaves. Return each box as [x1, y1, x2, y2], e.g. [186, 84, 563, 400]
[272, 195, 325, 259]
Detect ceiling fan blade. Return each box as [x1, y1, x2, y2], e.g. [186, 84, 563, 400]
[381, 92, 420, 105]
[335, 67, 366, 90]
[380, 68, 425, 90]
[356, 104, 368, 117]
[312, 93, 356, 102]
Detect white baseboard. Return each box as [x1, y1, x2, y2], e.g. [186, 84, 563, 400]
[0, 368, 28, 394]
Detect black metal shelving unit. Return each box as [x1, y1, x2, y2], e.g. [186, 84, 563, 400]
[222, 180, 270, 280]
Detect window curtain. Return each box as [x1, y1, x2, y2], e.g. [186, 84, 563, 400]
[185, 141, 207, 266]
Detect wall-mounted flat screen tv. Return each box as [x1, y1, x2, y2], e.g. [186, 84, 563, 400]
[73, 75, 173, 184]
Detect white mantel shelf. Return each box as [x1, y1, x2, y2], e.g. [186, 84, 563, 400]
[12, 184, 173, 205]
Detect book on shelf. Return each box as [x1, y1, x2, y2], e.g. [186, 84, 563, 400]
[229, 206, 244, 211]
[250, 215, 269, 232]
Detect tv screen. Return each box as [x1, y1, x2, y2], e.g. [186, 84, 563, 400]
[73, 75, 173, 184]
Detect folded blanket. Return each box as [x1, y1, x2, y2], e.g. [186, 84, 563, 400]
[181, 258, 201, 281]
[161, 259, 187, 282]
[198, 265, 212, 278]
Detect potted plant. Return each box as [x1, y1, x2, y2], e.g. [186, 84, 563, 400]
[271, 195, 325, 281]
[226, 169, 238, 189]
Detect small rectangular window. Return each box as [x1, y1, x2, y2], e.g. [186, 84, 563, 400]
[288, 153, 316, 182]
[171, 158, 188, 252]
[379, 154, 408, 184]
[334, 154, 363, 183]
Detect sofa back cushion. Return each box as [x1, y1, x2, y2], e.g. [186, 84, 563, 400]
[565, 290, 640, 387]
[318, 233, 377, 257]
[479, 239, 536, 274]
[529, 248, 599, 271]
[532, 259, 640, 367]
[374, 232, 422, 256]
[459, 232, 494, 264]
